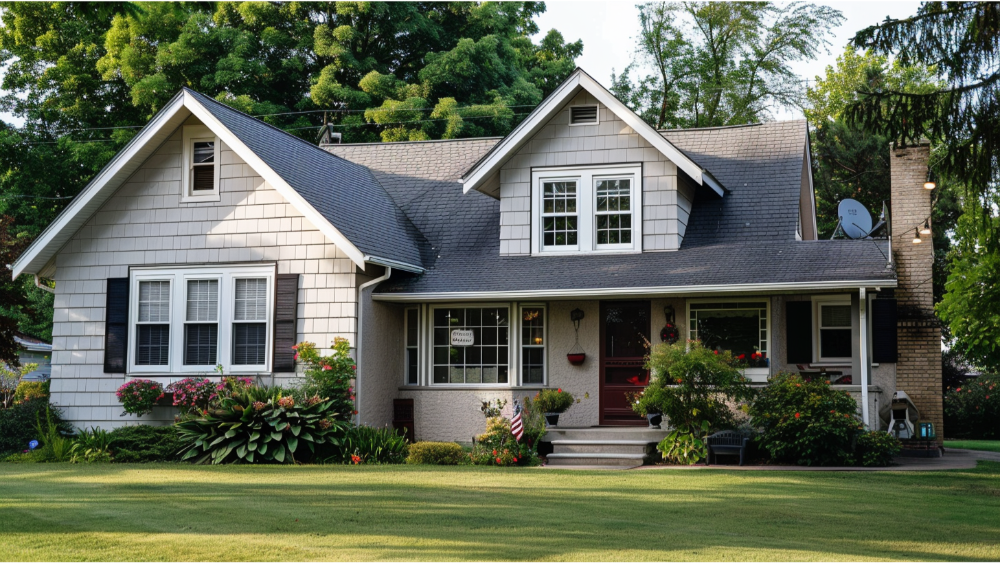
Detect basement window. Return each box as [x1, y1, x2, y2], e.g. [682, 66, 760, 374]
[182, 125, 221, 202]
[569, 104, 599, 126]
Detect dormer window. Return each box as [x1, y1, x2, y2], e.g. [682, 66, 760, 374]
[531, 164, 642, 255]
[182, 125, 221, 202]
[569, 104, 599, 126]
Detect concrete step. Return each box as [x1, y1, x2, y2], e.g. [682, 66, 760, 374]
[546, 452, 647, 467]
[551, 440, 654, 455]
[544, 427, 669, 443]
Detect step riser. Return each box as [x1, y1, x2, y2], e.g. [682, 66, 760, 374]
[547, 456, 644, 467]
[544, 430, 668, 442]
[553, 444, 652, 455]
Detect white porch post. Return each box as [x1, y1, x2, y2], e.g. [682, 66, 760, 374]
[859, 287, 870, 429]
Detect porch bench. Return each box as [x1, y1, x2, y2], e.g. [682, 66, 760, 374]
[705, 430, 749, 466]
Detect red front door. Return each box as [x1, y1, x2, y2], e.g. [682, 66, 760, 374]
[599, 300, 651, 426]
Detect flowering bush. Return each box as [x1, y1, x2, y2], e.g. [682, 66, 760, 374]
[471, 416, 537, 466]
[116, 379, 164, 417]
[533, 388, 574, 414]
[166, 378, 214, 416]
[944, 374, 1000, 439]
[749, 372, 862, 466]
[295, 338, 356, 421]
[13, 380, 48, 405]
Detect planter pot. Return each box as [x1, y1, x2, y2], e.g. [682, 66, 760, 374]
[544, 413, 561, 427]
[567, 353, 586, 366]
[646, 413, 663, 429]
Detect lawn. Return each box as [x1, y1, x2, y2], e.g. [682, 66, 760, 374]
[1, 463, 998, 562]
[944, 440, 1000, 453]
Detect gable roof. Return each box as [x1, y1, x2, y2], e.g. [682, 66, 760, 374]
[13, 89, 426, 278]
[460, 68, 725, 198]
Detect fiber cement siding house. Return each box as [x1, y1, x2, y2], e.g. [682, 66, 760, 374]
[12, 69, 943, 446]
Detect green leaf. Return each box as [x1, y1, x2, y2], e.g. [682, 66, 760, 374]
[271, 431, 283, 441]
[287, 436, 298, 453]
[273, 446, 286, 463]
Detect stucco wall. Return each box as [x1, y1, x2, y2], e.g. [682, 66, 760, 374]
[49, 118, 358, 429]
[498, 91, 695, 255]
[357, 283, 404, 429]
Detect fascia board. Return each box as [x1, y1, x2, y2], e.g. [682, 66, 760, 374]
[371, 279, 898, 302]
[12, 93, 189, 278]
[183, 92, 368, 270]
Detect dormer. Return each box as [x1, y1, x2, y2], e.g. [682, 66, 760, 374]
[460, 69, 725, 256]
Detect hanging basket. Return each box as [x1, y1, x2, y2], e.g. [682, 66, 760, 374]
[567, 352, 586, 365]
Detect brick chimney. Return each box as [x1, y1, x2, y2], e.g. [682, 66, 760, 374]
[890, 141, 943, 440]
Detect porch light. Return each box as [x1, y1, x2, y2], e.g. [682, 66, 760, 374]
[912, 228, 922, 244]
[919, 219, 931, 236]
[923, 169, 936, 190]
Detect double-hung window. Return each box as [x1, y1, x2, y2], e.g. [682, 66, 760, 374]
[532, 164, 641, 254]
[129, 265, 274, 374]
[815, 299, 853, 362]
[181, 125, 221, 202]
[520, 306, 546, 385]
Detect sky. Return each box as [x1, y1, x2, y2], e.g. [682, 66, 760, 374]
[534, 0, 923, 120]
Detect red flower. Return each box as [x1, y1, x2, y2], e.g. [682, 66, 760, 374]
[495, 457, 502, 464]
[738, 354, 745, 360]
[713, 350, 718, 355]
[493, 450, 497, 456]
[351, 365, 356, 371]
[351, 454, 361, 465]
[795, 412, 800, 419]
[557, 388, 562, 393]
[352, 410, 358, 415]
[956, 388, 962, 392]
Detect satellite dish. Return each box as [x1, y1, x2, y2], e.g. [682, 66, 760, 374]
[838, 199, 873, 239]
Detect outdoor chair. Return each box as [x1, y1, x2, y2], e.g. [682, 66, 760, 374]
[705, 430, 749, 466]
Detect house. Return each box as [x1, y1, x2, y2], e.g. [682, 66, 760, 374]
[11, 69, 942, 444]
[12, 334, 52, 381]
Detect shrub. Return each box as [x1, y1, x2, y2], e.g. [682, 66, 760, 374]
[749, 372, 863, 466]
[943, 374, 1000, 439]
[533, 388, 574, 414]
[176, 385, 344, 464]
[1, 362, 38, 409]
[116, 379, 164, 417]
[2, 450, 45, 463]
[517, 395, 548, 454]
[295, 338, 356, 421]
[13, 380, 48, 405]
[636, 341, 754, 464]
[335, 425, 409, 464]
[471, 416, 537, 466]
[406, 441, 465, 465]
[0, 399, 71, 456]
[854, 430, 901, 467]
[166, 378, 215, 416]
[34, 408, 75, 462]
[108, 425, 182, 463]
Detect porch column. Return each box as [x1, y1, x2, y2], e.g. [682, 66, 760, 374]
[858, 287, 871, 429]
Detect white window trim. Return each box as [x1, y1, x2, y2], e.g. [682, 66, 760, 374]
[128, 264, 274, 375]
[812, 295, 853, 364]
[686, 298, 771, 383]
[403, 307, 420, 386]
[531, 164, 643, 256]
[518, 303, 548, 387]
[425, 303, 513, 388]
[568, 104, 600, 126]
[181, 125, 222, 203]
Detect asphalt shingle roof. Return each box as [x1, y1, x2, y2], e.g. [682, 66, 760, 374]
[328, 122, 894, 296]
[187, 89, 426, 269]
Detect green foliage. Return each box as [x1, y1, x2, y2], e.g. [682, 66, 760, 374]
[0, 399, 71, 456]
[335, 425, 409, 465]
[406, 441, 465, 465]
[107, 425, 181, 463]
[637, 341, 754, 434]
[613, 2, 843, 128]
[854, 430, 901, 467]
[517, 395, 548, 452]
[34, 407, 74, 462]
[295, 338, 356, 421]
[70, 427, 113, 464]
[532, 388, 574, 414]
[471, 416, 537, 466]
[657, 420, 710, 465]
[1, 361, 37, 408]
[176, 386, 344, 464]
[13, 379, 47, 405]
[943, 374, 1000, 439]
[0, 216, 33, 366]
[749, 372, 863, 466]
[115, 379, 164, 417]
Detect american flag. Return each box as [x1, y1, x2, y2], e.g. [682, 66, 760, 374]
[510, 400, 524, 442]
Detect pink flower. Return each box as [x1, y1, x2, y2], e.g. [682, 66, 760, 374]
[322, 365, 332, 371]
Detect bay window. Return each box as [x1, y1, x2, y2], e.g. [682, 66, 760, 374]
[532, 164, 642, 254]
[129, 265, 274, 374]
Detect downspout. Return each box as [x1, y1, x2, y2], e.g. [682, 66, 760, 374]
[355, 266, 391, 425]
[34, 274, 55, 295]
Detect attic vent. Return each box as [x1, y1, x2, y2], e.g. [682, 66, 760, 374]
[569, 105, 598, 125]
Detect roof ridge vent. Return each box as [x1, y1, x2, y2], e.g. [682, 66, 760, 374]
[569, 104, 598, 125]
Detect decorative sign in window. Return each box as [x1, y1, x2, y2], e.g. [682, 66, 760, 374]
[451, 329, 475, 347]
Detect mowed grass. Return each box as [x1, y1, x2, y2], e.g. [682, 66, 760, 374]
[1, 463, 999, 562]
[944, 440, 1000, 453]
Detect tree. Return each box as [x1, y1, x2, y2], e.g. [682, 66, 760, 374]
[613, 1, 842, 129]
[847, 2, 1000, 247]
[0, 216, 32, 366]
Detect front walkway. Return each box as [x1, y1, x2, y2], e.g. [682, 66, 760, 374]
[541, 448, 997, 471]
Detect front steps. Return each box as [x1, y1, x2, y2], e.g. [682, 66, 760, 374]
[543, 427, 668, 467]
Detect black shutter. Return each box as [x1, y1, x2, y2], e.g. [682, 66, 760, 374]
[785, 301, 813, 364]
[104, 278, 129, 373]
[272, 274, 299, 372]
[872, 298, 898, 363]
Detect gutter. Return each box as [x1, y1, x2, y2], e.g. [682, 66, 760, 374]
[371, 279, 897, 302]
[363, 255, 424, 274]
[355, 266, 392, 424]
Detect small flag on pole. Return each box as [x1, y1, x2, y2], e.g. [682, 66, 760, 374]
[511, 400, 524, 442]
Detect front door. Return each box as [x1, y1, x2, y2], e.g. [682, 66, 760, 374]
[599, 300, 651, 425]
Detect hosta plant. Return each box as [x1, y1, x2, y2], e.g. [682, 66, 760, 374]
[175, 385, 343, 464]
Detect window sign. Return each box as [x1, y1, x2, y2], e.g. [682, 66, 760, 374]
[451, 329, 475, 347]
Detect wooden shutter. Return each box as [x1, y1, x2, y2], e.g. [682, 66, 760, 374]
[785, 301, 813, 364]
[104, 278, 129, 373]
[872, 298, 898, 363]
[272, 274, 299, 372]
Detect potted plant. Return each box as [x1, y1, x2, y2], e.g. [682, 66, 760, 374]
[533, 388, 574, 426]
[628, 389, 663, 428]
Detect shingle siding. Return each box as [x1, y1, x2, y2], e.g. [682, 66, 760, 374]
[50, 124, 358, 429]
[498, 92, 691, 255]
